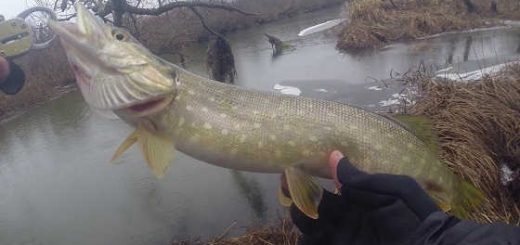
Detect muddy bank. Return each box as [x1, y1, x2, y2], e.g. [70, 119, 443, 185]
[337, 0, 520, 51]
[0, 0, 343, 120]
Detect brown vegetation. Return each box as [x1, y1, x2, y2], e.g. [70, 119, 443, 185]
[407, 64, 520, 224]
[337, 0, 520, 51]
[171, 218, 300, 245]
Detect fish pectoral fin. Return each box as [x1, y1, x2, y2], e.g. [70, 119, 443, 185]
[277, 185, 293, 207]
[137, 124, 175, 178]
[111, 129, 139, 163]
[284, 167, 323, 219]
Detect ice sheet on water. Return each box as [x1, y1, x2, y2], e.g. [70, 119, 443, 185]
[436, 61, 520, 81]
[273, 83, 302, 96]
[501, 164, 515, 186]
[367, 86, 383, 91]
[298, 18, 346, 37]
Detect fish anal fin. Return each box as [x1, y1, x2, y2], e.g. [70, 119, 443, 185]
[284, 167, 323, 219]
[111, 129, 139, 163]
[137, 124, 175, 178]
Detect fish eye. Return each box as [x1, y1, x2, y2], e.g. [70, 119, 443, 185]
[111, 30, 128, 41]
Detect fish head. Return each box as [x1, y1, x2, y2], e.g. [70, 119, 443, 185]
[49, 3, 177, 117]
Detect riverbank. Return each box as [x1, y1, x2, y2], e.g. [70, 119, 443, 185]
[407, 63, 520, 224]
[337, 0, 520, 51]
[171, 218, 299, 245]
[0, 0, 343, 120]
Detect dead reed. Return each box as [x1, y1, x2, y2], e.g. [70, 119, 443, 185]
[407, 64, 520, 224]
[337, 0, 520, 51]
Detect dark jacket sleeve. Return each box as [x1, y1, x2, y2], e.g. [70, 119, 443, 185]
[410, 211, 520, 245]
[0, 61, 25, 95]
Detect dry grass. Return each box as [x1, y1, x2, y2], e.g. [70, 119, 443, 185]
[171, 218, 300, 245]
[406, 64, 520, 224]
[337, 0, 520, 51]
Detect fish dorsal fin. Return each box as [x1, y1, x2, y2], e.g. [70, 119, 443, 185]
[136, 124, 175, 178]
[393, 114, 439, 153]
[284, 167, 323, 219]
[111, 129, 139, 163]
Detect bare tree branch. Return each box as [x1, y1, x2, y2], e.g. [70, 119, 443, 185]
[58, 13, 77, 21]
[188, 6, 226, 40]
[60, 0, 68, 11]
[123, 1, 257, 16]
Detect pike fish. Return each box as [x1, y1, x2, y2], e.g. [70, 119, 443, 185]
[49, 3, 483, 219]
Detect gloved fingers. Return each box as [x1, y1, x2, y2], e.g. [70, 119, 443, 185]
[290, 190, 345, 234]
[336, 158, 439, 220]
[341, 186, 398, 209]
[0, 62, 25, 95]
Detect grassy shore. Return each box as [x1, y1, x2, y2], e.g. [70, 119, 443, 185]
[407, 64, 520, 224]
[337, 0, 520, 51]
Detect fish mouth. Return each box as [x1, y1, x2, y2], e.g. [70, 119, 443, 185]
[48, 4, 108, 57]
[49, 3, 176, 111]
[123, 95, 174, 117]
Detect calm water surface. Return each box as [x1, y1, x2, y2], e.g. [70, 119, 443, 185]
[1, 6, 519, 245]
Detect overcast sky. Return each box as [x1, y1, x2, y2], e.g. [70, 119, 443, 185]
[3, 1, 33, 19]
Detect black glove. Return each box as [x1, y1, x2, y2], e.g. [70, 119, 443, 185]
[0, 61, 25, 95]
[290, 157, 444, 245]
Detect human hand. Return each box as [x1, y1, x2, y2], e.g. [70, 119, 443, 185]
[0, 56, 10, 82]
[290, 150, 442, 245]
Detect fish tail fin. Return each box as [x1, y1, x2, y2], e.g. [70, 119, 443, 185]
[451, 179, 485, 218]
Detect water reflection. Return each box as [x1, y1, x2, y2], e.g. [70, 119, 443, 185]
[463, 36, 473, 62]
[231, 170, 267, 220]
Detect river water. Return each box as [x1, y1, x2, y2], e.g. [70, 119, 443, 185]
[1, 6, 519, 245]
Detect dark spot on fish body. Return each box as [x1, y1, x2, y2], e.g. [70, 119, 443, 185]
[424, 179, 445, 193]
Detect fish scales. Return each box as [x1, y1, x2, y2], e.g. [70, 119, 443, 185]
[149, 71, 454, 191]
[49, 3, 482, 219]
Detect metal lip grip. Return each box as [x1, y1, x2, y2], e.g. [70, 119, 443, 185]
[0, 7, 57, 58]
[0, 18, 33, 58]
